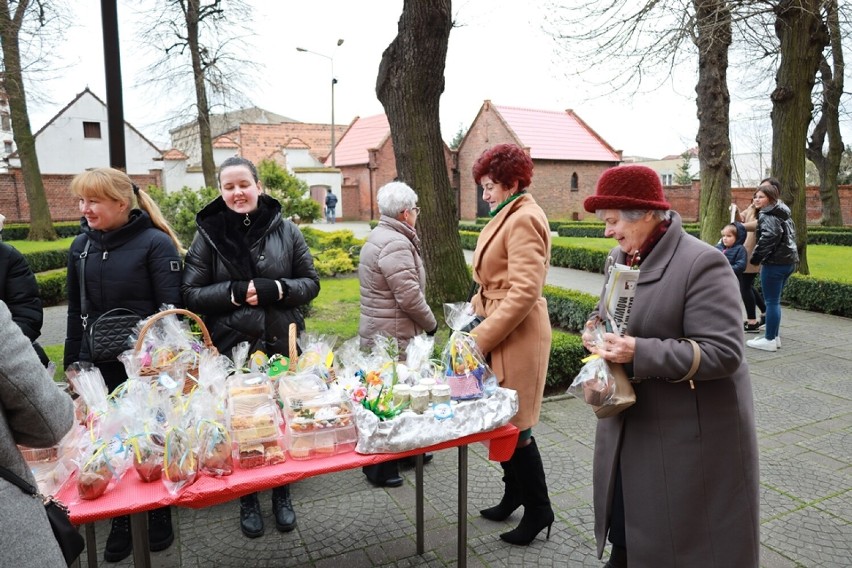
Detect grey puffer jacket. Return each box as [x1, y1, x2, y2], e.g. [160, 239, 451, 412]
[358, 216, 437, 354]
[182, 195, 320, 357]
[0, 301, 74, 568]
[750, 201, 798, 266]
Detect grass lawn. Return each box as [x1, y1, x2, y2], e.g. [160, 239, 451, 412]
[5, 237, 76, 252]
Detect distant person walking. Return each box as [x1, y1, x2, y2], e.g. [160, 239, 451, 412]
[325, 188, 338, 224]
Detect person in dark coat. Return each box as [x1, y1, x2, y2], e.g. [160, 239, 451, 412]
[581, 165, 759, 568]
[746, 178, 798, 353]
[0, 300, 75, 568]
[0, 242, 49, 366]
[714, 222, 747, 276]
[182, 156, 320, 539]
[324, 188, 338, 223]
[64, 167, 183, 563]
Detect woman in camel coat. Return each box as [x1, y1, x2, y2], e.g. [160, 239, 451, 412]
[469, 144, 553, 547]
[582, 165, 760, 568]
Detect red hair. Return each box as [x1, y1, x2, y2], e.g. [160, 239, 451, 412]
[472, 144, 533, 190]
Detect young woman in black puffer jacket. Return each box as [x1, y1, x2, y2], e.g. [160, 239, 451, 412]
[182, 156, 320, 541]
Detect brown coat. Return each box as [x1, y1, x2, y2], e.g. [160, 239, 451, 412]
[358, 216, 436, 355]
[592, 212, 760, 567]
[740, 204, 760, 274]
[471, 194, 551, 430]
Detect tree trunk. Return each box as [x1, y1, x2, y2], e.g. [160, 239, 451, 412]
[0, 0, 57, 240]
[693, 0, 732, 244]
[376, 0, 468, 309]
[804, 0, 844, 227]
[771, 0, 828, 274]
[186, 0, 217, 189]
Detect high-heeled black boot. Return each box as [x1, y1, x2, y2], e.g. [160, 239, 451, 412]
[499, 437, 554, 545]
[480, 460, 521, 521]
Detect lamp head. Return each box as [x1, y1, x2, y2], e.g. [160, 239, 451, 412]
[337, 39, 344, 46]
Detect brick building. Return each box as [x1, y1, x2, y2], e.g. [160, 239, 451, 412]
[331, 114, 455, 221]
[456, 101, 622, 220]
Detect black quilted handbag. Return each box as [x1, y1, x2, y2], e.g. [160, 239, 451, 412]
[78, 239, 140, 363]
[85, 308, 140, 363]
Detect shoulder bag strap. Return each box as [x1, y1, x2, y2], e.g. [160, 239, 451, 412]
[0, 464, 38, 496]
[672, 338, 701, 387]
[79, 239, 91, 330]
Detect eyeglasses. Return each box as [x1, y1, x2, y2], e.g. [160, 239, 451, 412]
[409, 207, 421, 215]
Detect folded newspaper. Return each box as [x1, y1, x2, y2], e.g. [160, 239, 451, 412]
[604, 263, 639, 336]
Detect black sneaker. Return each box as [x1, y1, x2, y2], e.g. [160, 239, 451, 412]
[744, 322, 762, 333]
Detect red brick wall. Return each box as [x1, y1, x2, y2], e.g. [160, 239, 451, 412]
[1, 170, 162, 223]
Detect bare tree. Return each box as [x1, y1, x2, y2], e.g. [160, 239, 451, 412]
[805, 0, 844, 226]
[376, 0, 469, 308]
[135, 0, 254, 189]
[770, 0, 829, 274]
[694, 0, 733, 241]
[0, 0, 58, 240]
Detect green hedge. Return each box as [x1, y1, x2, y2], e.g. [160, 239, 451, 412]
[543, 285, 598, 332]
[781, 274, 852, 317]
[36, 269, 67, 307]
[23, 249, 68, 272]
[2, 222, 80, 241]
[546, 330, 585, 388]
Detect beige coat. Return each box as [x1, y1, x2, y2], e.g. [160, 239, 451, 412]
[358, 216, 436, 355]
[471, 194, 551, 430]
[591, 212, 760, 567]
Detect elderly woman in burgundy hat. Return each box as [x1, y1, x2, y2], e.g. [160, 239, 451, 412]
[581, 165, 760, 568]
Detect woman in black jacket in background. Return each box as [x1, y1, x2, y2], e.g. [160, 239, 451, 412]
[182, 156, 320, 539]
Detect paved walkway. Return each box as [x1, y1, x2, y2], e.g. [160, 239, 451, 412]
[44, 222, 850, 567]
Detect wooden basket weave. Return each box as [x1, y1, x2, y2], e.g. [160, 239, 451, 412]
[286, 322, 335, 381]
[134, 308, 217, 394]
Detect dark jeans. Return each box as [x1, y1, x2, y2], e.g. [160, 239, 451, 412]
[739, 272, 765, 320]
[760, 263, 795, 340]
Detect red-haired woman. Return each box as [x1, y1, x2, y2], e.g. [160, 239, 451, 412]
[469, 143, 554, 545]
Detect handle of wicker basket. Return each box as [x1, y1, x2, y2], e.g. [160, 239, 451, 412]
[288, 323, 298, 368]
[134, 308, 215, 352]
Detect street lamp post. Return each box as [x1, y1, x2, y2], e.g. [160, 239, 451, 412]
[296, 39, 344, 167]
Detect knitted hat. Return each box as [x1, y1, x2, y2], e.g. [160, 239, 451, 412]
[584, 165, 671, 213]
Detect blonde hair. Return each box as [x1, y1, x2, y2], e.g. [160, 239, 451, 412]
[71, 168, 185, 254]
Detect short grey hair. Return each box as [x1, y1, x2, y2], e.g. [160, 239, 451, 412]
[377, 181, 418, 217]
[596, 209, 671, 222]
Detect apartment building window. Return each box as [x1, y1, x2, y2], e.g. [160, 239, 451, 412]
[661, 173, 673, 186]
[570, 172, 579, 191]
[4, 141, 12, 154]
[83, 121, 102, 139]
[1, 113, 9, 130]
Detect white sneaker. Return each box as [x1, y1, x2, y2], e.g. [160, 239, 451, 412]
[747, 336, 777, 352]
[776, 335, 781, 349]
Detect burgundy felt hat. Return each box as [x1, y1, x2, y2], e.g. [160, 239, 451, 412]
[584, 165, 671, 213]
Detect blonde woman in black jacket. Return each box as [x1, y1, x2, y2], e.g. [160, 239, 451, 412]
[182, 156, 320, 539]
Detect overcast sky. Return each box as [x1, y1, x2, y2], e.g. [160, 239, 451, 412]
[27, 0, 789, 160]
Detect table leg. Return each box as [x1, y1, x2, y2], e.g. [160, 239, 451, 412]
[458, 445, 468, 568]
[415, 453, 424, 554]
[84, 523, 98, 568]
[129, 512, 151, 568]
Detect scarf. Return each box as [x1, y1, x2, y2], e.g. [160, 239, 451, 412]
[489, 190, 527, 217]
[626, 219, 671, 268]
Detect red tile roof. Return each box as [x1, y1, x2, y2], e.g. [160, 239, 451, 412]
[329, 114, 390, 166]
[493, 104, 620, 162]
[161, 148, 189, 160]
[212, 135, 239, 149]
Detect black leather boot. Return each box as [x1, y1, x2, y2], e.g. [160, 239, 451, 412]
[499, 437, 555, 546]
[480, 460, 521, 521]
[104, 515, 132, 562]
[272, 485, 297, 532]
[148, 506, 174, 552]
[239, 493, 264, 538]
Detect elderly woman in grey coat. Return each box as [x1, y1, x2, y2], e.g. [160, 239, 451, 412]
[0, 300, 75, 567]
[581, 165, 760, 568]
[358, 181, 437, 487]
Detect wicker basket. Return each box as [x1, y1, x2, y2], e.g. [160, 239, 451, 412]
[286, 322, 336, 381]
[134, 308, 217, 394]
